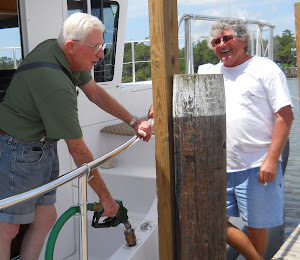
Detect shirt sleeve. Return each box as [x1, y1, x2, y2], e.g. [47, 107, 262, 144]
[266, 70, 293, 113]
[76, 71, 92, 86]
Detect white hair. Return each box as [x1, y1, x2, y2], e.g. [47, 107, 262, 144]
[57, 13, 105, 45]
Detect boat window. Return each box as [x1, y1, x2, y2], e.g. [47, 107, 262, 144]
[67, 0, 119, 83]
[67, 0, 87, 16]
[0, 0, 22, 102]
[91, 0, 119, 83]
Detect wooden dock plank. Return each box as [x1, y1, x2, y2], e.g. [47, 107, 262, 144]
[272, 224, 300, 259]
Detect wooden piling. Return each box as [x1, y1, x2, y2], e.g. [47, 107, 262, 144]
[295, 2, 300, 98]
[173, 74, 227, 259]
[148, 0, 180, 259]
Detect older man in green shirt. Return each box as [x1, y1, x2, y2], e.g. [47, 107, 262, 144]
[0, 13, 152, 260]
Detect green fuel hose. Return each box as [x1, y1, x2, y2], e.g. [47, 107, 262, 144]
[45, 203, 95, 260]
[45, 200, 134, 259]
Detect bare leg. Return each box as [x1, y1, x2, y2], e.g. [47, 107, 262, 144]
[20, 205, 57, 260]
[227, 219, 263, 260]
[247, 226, 267, 257]
[0, 222, 20, 260]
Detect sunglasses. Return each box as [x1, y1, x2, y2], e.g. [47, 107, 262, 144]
[211, 35, 234, 47]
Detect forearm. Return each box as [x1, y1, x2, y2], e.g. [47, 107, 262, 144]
[259, 107, 293, 183]
[80, 79, 152, 141]
[81, 80, 134, 124]
[265, 107, 293, 162]
[65, 138, 113, 200]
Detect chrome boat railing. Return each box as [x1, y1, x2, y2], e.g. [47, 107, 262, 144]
[0, 121, 153, 260]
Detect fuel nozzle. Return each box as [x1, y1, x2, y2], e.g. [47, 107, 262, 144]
[91, 200, 136, 247]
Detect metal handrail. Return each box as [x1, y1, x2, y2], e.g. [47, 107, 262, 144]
[0, 119, 153, 260]
[0, 132, 143, 210]
[178, 14, 275, 29]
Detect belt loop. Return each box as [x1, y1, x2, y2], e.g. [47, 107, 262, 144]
[8, 136, 13, 145]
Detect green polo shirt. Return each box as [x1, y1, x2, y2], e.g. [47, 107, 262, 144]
[0, 39, 92, 142]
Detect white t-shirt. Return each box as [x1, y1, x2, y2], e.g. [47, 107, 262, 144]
[198, 56, 293, 172]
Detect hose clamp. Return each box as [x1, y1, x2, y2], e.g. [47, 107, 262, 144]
[82, 163, 94, 181]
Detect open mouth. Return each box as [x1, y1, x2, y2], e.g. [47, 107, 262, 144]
[221, 49, 231, 54]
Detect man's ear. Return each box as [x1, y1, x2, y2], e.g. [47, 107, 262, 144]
[65, 40, 75, 54]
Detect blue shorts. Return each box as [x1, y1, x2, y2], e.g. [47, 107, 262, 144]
[227, 163, 284, 228]
[0, 134, 59, 224]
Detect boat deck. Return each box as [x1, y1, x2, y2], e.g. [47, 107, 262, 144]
[272, 223, 300, 259]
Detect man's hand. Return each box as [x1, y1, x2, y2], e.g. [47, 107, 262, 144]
[259, 157, 278, 184]
[100, 196, 120, 217]
[132, 120, 152, 142]
[259, 105, 293, 184]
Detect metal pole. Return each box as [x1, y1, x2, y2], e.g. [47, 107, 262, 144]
[256, 26, 262, 56]
[0, 133, 141, 211]
[131, 42, 136, 82]
[251, 31, 255, 56]
[184, 18, 194, 74]
[13, 48, 17, 69]
[269, 27, 274, 60]
[79, 172, 88, 260]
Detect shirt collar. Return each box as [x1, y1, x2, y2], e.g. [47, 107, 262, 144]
[51, 40, 82, 86]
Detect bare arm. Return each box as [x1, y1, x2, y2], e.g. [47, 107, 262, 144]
[65, 137, 119, 216]
[259, 105, 294, 184]
[80, 79, 152, 141]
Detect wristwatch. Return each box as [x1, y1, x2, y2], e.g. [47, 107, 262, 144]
[128, 116, 138, 127]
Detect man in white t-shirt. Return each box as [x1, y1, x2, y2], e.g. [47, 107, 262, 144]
[198, 19, 294, 259]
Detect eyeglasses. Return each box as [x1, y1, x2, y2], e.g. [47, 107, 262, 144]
[73, 40, 106, 54]
[211, 35, 234, 47]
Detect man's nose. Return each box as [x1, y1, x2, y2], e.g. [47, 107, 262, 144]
[219, 38, 227, 46]
[96, 49, 104, 59]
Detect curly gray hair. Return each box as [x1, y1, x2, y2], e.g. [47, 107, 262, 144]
[208, 19, 250, 52]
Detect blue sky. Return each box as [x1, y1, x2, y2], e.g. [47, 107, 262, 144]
[125, 0, 299, 41]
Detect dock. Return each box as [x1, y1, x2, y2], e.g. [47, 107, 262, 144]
[272, 224, 300, 259]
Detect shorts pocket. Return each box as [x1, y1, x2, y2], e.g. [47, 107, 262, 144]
[16, 148, 43, 165]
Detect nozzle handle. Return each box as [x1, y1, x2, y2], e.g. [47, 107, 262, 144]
[91, 200, 128, 228]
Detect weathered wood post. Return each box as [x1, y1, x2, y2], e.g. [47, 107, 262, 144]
[173, 74, 227, 259]
[295, 2, 300, 99]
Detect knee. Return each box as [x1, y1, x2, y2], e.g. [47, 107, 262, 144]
[34, 205, 57, 232]
[0, 223, 20, 241]
[247, 226, 267, 234]
[44, 207, 57, 231]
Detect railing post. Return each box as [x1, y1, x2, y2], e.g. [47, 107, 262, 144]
[13, 48, 17, 69]
[256, 25, 262, 56]
[131, 41, 136, 82]
[251, 31, 255, 56]
[79, 172, 88, 260]
[184, 17, 194, 74]
[268, 27, 274, 60]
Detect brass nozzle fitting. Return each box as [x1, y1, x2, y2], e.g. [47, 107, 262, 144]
[124, 229, 136, 247]
[93, 202, 101, 212]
